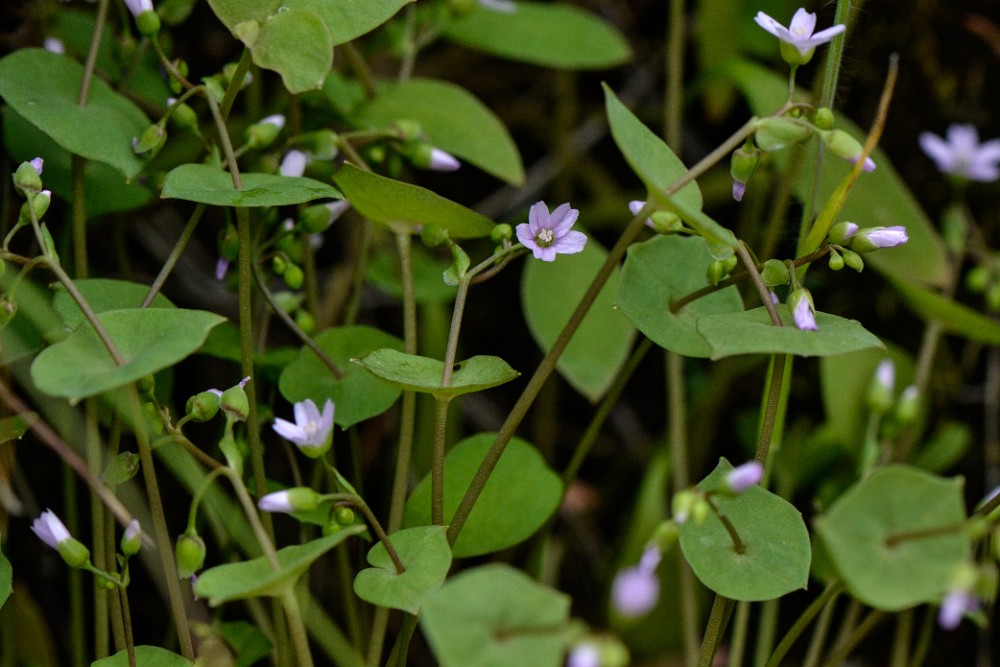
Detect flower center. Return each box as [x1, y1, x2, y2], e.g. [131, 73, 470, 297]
[535, 228, 555, 247]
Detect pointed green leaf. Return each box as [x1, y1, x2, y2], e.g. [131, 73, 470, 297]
[278, 326, 404, 428]
[0, 49, 149, 179]
[353, 526, 451, 614]
[615, 235, 743, 358]
[522, 235, 635, 400]
[194, 527, 365, 606]
[31, 309, 225, 400]
[679, 459, 811, 601]
[358, 78, 523, 185]
[420, 564, 575, 667]
[353, 349, 518, 398]
[284, 0, 412, 45]
[239, 9, 333, 93]
[91, 646, 193, 666]
[332, 165, 494, 238]
[697, 306, 885, 359]
[445, 2, 631, 70]
[403, 433, 562, 557]
[162, 164, 341, 207]
[52, 279, 174, 331]
[815, 465, 970, 610]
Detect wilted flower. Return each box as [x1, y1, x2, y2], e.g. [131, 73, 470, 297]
[611, 546, 662, 617]
[754, 8, 845, 64]
[273, 398, 335, 458]
[919, 124, 1000, 182]
[726, 462, 764, 493]
[515, 201, 587, 261]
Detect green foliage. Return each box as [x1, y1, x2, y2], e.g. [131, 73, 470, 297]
[444, 2, 631, 70]
[522, 235, 636, 401]
[403, 433, 563, 557]
[679, 459, 811, 601]
[51, 279, 174, 330]
[815, 465, 970, 610]
[353, 349, 519, 398]
[30, 309, 225, 400]
[218, 621, 273, 667]
[0, 551, 11, 610]
[420, 564, 575, 667]
[194, 528, 365, 606]
[353, 525, 451, 613]
[91, 646, 194, 667]
[284, 0, 413, 45]
[0, 49, 149, 180]
[161, 164, 341, 207]
[234, 8, 333, 94]
[891, 277, 1000, 345]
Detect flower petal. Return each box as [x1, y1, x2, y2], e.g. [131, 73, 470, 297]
[515, 222, 536, 250]
[273, 418, 305, 443]
[552, 229, 587, 255]
[549, 204, 579, 236]
[528, 201, 550, 235]
[753, 12, 787, 39]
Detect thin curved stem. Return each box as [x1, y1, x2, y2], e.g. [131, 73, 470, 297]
[766, 580, 843, 667]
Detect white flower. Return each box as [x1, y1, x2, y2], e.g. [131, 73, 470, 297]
[629, 200, 654, 228]
[754, 8, 846, 57]
[124, 0, 154, 18]
[273, 399, 335, 458]
[428, 148, 461, 172]
[515, 201, 587, 262]
[919, 124, 1000, 182]
[726, 461, 764, 493]
[850, 226, 909, 252]
[260, 114, 285, 130]
[31, 509, 72, 549]
[280, 150, 308, 178]
[479, 0, 517, 13]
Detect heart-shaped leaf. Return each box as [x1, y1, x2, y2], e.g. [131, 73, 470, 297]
[353, 526, 451, 614]
[352, 349, 518, 398]
[162, 164, 341, 207]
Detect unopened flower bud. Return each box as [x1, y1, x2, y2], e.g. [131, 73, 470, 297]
[393, 119, 424, 142]
[813, 107, 835, 130]
[893, 385, 919, 425]
[121, 519, 142, 556]
[828, 249, 845, 271]
[32, 509, 91, 568]
[822, 130, 875, 171]
[220, 377, 251, 422]
[186, 390, 221, 422]
[730, 143, 762, 202]
[411, 144, 461, 172]
[788, 288, 818, 331]
[222, 62, 253, 90]
[295, 310, 315, 334]
[13, 159, 43, 194]
[828, 221, 859, 245]
[760, 259, 790, 287]
[280, 149, 308, 178]
[672, 489, 697, 525]
[849, 226, 909, 253]
[135, 8, 161, 37]
[755, 117, 813, 152]
[334, 506, 355, 526]
[867, 359, 895, 414]
[168, 100, 198, 132]
[133, 124, 166, 156]
[258, 487, 322, 514]
[841, 248, 864, 272]
[20, 189, 52, 223]
[965, 265, 991, 294]
[175, 530, 206, 579]
[283, 264, 304, 290]
[245, 114, 285, 149]
[725, 461, 764, 493]
[707, 259, 728, 286]
[295, 129, 340, 160]
[491, 223, 513, 244]
[300, 200, 349, 233]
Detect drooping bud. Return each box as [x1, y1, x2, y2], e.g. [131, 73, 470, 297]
[220, 377, 251, 422]
[813, 107, 835, 130]
[132, 124, 167, 156]
[283, 264, 304, 290]
[827, 221, 859, 245]
[730, 142, 762, 202]
[893, 385, 920, 426]
[121, 519, 143, 557]
[175, 530, 207, 579]
[490, 223, 513, 244]
[841, 247, 864, 272]
[760, 259, 790, 287]
[245, 114, 285, 149]
[13, 159, 43, 194]
[788, 288, 818, 331]
[828, 248, 845, 271]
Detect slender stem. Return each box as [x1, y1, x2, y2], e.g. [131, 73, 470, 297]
[820, 609, 886, 667]
[440, 278, 470, 386]
[397, 4, 418, 81]
[697, 595, 735, 667]
[430, 398, 450, 526]
[341, 43, 376, 99]
[728, 602, 750, 667]
[46, 260, 126, 365]
[753, 599, 779, 667]
[818, 0, 854, 110]
[280, 589, 316, 667]
[664, 0, 684, 151]
[755, 355, 788, 464]
[802, 585, 839, 667]
[704, 495, 745, 554]
[890, 609, 913, 667]
[737, 241, 781, 326]
[142, 203, 206, 307]
[327, 494, 404, 574]
[390, 616, 418, 667]
[77, 0, 108, 105]
[86, 400, 109, 658]
[765, 580, 843, 667]
[220, 50, 252, 121]
[118, 582, 137, 667]
[909, 606, 935, 667]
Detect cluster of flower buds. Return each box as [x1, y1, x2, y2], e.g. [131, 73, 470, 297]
[826, 221, 909, 274]
[392, 119, 462, 172]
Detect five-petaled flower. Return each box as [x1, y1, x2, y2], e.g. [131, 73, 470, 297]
[755, 8, 845, 65]
[516, 201, 587, 261]
[273, 399, 335, 458]
[919, 124, 1000, 183]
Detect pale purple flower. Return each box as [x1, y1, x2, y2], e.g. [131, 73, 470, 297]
[123, 519, 141, 543]
[324, 200, 351, 224]
[789, 289, 818, 331]
[121, 519, 142, 555]
[273, 399, 335, 457]
[480, 0, 517, 13]
[566, 643, 600, 667]
[754, 8, 845, 56]
[215, 257, 229, 281]
[32, 509, 72, 549]
[259, 114, 285, 130]
[428, 148, 461, 172]
[853, 155, 877, 172]
[124, 0, 154, 17]
[516, 201, 587, 261]
[919, 124, 1000, 182]
[874, 359, 895, 394]
[629, 200, 654, 228]
[726, 461, 764, 493]
[733, 180, 747, 202]
[280, 150, 308, 178]
[857, 226, 908, 249]
[611, 546, 662, 617]
[43, 38, 65, 55]
[939, 589, 978, 630]
[30, 157, 43, 175]
[258, 490, 296, 514]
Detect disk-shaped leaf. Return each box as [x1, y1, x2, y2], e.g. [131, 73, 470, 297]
[445, 2, 630, 70]
[354, 349, 518, 398]
[162, 164, 341, 207]
[333, 165, 494, 238]
[615, 235, 742, 358]
[403, 434, 563, 557]
[815, 465, 970, 610]
[522, 236, 634, 400]
[284, 0, 411, 45]
[0, 49, 148, 179]
[237, 9, 332, 93]
[278, 326, 404, 428]
[353, 526, 451, 614]
[679, 459, 811, 601]
[205, 0, 277, 31]
[697, 307, 885, 359]
[91, 646, 194, 667]
[892, 278, 1000, 346]
[359, 78, 523, 185]
[194, 527, 364, 606]
[52, 279, 173, 330]
[31, 309, 225, 400]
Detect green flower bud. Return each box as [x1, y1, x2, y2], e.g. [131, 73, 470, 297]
[707, 259, 728, 286]
[101, 452, 140, 485]
[258, 487, 323, 513]
[133, 124, 166, 156]
[20, 190, 52, 224]
[827, 221, 859, 245]
[965, 265, 991, 294]
[867, 360, 895, 415]
[271, 254, 288, 276]
[491, 223, 513, 244]
[272, 290, 301, 314]
[120, 520, 142, 557]
[245, 114, 285, 150]
[322, 521, 342, 537]
[813, 107, 835, 130]
[893, 385, 920, 426]
[137, 374, 155, 396]
[13, 160, 43, 194]
[443, 242, 470, 287]
[761, 259, 791, 286]
[649, 520, 680, 552]
[175, 531, 206, 579]
[421, 224, 450, 248]
[201, 75, 225, 102]
[730, 142, 762, 199]
[294, 310, 316, 335]
[283, 264, 304, 290]
[0, 296, 16, 329]
[449, 0, 477, 16]
[222, 62, 253, 90]
[143, 402, 164, 436]
[295, 129, 340, 161]
[821, 129, 866, 165]
[58, 537, 92, 569]
[334, 506, 355, 526]
[647, 211, 683, 234]
[393, 119, 424, 142]
[135, 9, 161, 37]
[672, 490, 698, 524]
[755, 117, 813, 152]
[841, 248, 864, 272]
[186, 390, 221, 422]
[220, 379, 250, 422]
[828, 248, 845, 271]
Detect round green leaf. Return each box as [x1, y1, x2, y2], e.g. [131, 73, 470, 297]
[194, 527, 364, 606]
[697, 307, 885, 359]
[353, 349, 519, 398]
[91, 646, 194, 667]
[283, 0, 411, 46]
[0, 49, 148, 180]
[278, 326, 404, 428]
[359, 78, 523, 185]
[353, 525, 451, 614]
[679, 459, 811, 601]
[161, 164, 341, 207]
[205, 0, 278, 31]
[332, 165, 495, 238]
[52, 279, 174, 330]
[240, 9, 333, 93]
[444, 2, 631, 70]
[815, 465, 970, 610]
[403, 433, 563, 557]
[522, 235, 635, 400]
[615, 235, 743, 358]
[30, 308, 225, 401]
[420, 564, 574, 667]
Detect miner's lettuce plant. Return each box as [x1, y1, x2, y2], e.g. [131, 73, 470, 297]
[2, 1, 1000, 667]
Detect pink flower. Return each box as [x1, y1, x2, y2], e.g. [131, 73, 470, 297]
[919, 124, 1000, 182]
[515, 201, 587, 261]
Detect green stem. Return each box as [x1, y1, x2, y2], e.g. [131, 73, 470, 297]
[755, 354, 788, 465]
[697, 595, 734, 667]
[118, 582, 137, 667]
[802, 583, 839, 667]
[817, 0, 854, 111]
[736, 241, 781, 326]
[704, 494, 745, 554]
[431, 397, 450, 526]
[890, 609, 912, 667]
[909, 606, 935, 667]
[280, 588, 316, 667]
[765, 580, 843, 667]
[77, 0, 108, 106]
[327, 493, 404, 574]
[142, 203, 206, 307]
[820, 609, 886, 667]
